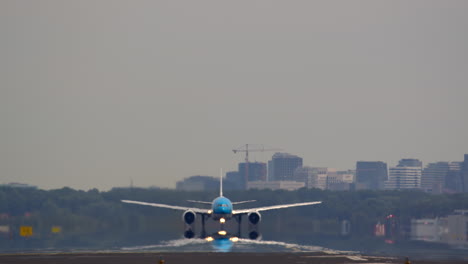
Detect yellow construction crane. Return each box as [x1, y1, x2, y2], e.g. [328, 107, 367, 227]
[232, 144, 282, 184]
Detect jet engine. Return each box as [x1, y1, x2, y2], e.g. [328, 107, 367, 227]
[183, 210, 196, 225]
[184, 229, 195, 239]
[248, 211, 261, 225]
[248, 231, 261, 240]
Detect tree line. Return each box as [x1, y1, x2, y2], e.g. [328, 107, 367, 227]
[0, 186, 467, 251]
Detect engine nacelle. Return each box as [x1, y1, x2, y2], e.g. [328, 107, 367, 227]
[248, 231, 261, 240]
[183, 210, 196, 225]
[248, 211, 261, 225]
[184, 229, 195, 239]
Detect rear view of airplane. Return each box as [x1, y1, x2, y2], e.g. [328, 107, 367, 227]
[122, 174, 321, 240]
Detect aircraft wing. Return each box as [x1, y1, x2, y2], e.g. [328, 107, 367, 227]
[187, 200, 213, 205]
[233, 201, 322, 215]
[121, 200, 208, 214]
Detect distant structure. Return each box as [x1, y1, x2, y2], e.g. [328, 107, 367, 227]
[327, 170, 355, 191]
[398, 158, 423, 167]
[422, 155, 468, 193]
[268, 152, 303, 181]
[238, 162, 267, 183]
[385, 158, 423, 190]
[304, 167, 329, 190]
[411, 210, 468, 248]
[355, 161, 388, 190]
[446, 210, 468, 247]
[446, 161, 463, 193]
[385, 166, 422, 190]
[232, 144, 281, 187]
[411, 217, 446, 242]
[462, 154, 468, 192]
[421, 162, 450, 194]
[292, 166, 313, 184]
[293, 167, 326, 188]
[0, 183, 37, 189]
[247, 181, 305, 191]
[293, 167, 354, 190]
[176, 176, 219, 191]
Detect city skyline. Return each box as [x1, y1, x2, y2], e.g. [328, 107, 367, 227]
[176, 154, 468, 193]
[3, 151, 467, 191]
[2, 1, 468, 190]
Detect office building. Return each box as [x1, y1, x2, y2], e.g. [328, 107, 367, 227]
[294, 167, 354, 190]
[398, 159, 423, 167]
[309, 169, 329, 190]
[385, 166, 422, 190]
[327, 170, 355, 191]
[326, 171, 353, 191]
[385, 159, 422, 190]
[293, 167, 328, 189]
[446, 162, 463, 193]
[238, 162, 267, 183]
[462, 154, 468, 192]
[421, 162, 450, 194]
[268, 153, 303, 181]
[247, 181, 305, 191]
[410, 218, 446, 242]
[446, 210, 468, 247]
[293, 166, 321, 185]
[355, 161, 388, 190]
[410, 210, 468, 248]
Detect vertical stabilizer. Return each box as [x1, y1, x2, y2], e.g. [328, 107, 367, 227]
[220, 168, 223, 197]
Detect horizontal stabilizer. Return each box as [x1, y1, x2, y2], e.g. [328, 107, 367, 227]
[232, 200, 256, 205]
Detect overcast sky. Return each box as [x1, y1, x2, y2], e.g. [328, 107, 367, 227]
[1, 1, 467, 190]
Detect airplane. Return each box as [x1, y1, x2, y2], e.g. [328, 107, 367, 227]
[122, 173, 322, 240]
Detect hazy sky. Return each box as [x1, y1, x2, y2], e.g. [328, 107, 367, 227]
[1, 1, 467, 190]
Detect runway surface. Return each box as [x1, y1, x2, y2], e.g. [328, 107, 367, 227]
[0, 252, 466, 264]
[1, 238, 467, 263]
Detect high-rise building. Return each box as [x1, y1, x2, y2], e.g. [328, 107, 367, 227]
[327, 170, 354, 191]
[239, 162, 267, 182]
[268, 152, 303, 181]
[267, 160, 274, 181]
[462, 154, 468, 192]
[293, 166, 317, 185]
[446, 162, 463, 193]
[355, 161, 388, 190]
[398, 159, 423, 167]
[294, 167, 354, 190]
[293, 166, 327, 189]
[421, 162, 450, 194]
[307, 167, 329, 190]
[385, 166, 422, 190]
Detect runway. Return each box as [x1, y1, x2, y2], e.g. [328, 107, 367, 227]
[1, 238, 467, 263]
[0, 252, 466, 264]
